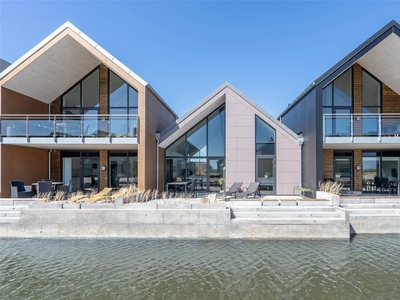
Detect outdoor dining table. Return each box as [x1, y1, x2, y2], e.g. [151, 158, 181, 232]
[31, 182, 63, 195]
[166, 181, 191, 194]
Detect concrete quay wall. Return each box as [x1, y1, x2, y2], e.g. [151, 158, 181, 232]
[0, 207, 349, 239]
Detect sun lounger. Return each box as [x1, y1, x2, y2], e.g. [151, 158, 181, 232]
[225, 182, 243, 198]
[236, 182, 261, 198]
[67, 194, 88, 203]
[86, 188, 113, 203]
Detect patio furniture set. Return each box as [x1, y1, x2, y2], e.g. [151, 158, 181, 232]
[10, 179, 70, 198]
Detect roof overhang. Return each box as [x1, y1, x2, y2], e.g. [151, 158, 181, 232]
[279, 20, 400, 119]
[357, 33, 400, 94]
[0, 22, 148, 104]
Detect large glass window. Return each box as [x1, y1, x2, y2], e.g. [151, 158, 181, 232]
[109, 71, 139, 137]
[62, 68, 99, 109]
[322, 68, 352, 137]
[109, 152, 138, 188]
[208, 108, 225, 156]
[255, 116, 276, 194]
[255, 116, 275, 155]
[165, 106, 225, 192]
[61, 67, 100, 137]
[187, 120, 207, 157]
[362, 70, 381, 136]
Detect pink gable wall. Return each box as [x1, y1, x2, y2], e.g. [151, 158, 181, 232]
[224, 87, 300, 195]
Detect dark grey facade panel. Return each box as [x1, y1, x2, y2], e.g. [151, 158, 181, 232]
[315, 85, 324, 190]
[280, 88, 318, 191]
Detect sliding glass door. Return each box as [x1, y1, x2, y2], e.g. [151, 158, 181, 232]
[62, 151, 99, 192]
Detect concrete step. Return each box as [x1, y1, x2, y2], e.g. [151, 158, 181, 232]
[341, 198, 400, 204]
[351, 214, 400, 220]
[0, 217, 20, 224]
[345, 209, 400, 215]
[341, 204, 400, 209]
[230, 200, 330, 206]
[0, 211, 21, 217]
[232, 211, 341, 219]
[0, 206, 28, 211]
[230, 218, 344, 225]
[230, 206, 336, 212]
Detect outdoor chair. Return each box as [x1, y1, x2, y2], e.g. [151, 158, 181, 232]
[374, 176, 382, 193]
[37, 181, 53, 197]
[86, 188, 113, 203]
[225, 182, 243, 198]
[10, 180, 32, 198]
[56, 180, 71, 194]
[236, 182, 261, 199]
[188, 178, 197, 194]
[381, 178, 391, 195]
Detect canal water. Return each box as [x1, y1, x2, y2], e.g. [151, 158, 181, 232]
[1, 235, 400, 299]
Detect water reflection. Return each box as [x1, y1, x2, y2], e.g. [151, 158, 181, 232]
[1, 235, 400, 299]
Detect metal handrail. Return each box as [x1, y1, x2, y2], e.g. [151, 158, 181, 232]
[0, 114, 139, 138]
[323, 113, 400, 141]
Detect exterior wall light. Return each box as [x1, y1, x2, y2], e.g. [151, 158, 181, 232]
[356, 165, 361, 171]
[101, 165, 106, 171]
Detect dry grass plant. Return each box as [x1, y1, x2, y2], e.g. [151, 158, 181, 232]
[201, 197, 210, 204]
[38, 191, 53, 203]
[319, 180, 343, 195]
[53, 190, 67, 202]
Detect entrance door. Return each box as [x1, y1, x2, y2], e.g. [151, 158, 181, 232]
[63, 152, 99, 192]
[334, 157, 352, 190]
[256, 156, 275, 194]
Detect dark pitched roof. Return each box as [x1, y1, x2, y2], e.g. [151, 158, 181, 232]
[0, 58, 11, 73]
[279, 20, 400, 118]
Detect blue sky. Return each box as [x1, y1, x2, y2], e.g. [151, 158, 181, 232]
[1, 1, 400, 117]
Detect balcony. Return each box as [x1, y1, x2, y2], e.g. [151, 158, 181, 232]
[323, 113, 400, 149]
[0, 114, 139, 150]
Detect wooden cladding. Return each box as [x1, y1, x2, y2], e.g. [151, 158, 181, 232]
[383, 83, 400, 113]
[99, 64, 109, 114]
[323, 150, 334, 180]
[354, 150, 362, 192]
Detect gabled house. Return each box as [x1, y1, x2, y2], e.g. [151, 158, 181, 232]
[160, 83, 301, 195]
[279, 20, 400, 193]
[0, 22, 177, 197]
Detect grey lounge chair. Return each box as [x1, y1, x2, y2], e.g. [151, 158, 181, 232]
[10, 180, 32, 198]
[226, 182, 243, 198]
[236, 182, 261, 199]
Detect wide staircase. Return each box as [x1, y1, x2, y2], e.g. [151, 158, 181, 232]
[340, 197, 400, 234]
[0, 205, 27, 224]
[230, 205, 343, 225]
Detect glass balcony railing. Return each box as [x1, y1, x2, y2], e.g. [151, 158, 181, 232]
[0, 114, 139, 138]
[323, 113, 400, 142]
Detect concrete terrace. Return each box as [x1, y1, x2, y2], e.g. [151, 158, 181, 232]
[0, 193, 396, 239]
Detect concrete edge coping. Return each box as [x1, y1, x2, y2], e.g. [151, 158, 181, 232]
[334, 207, 350, 222]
